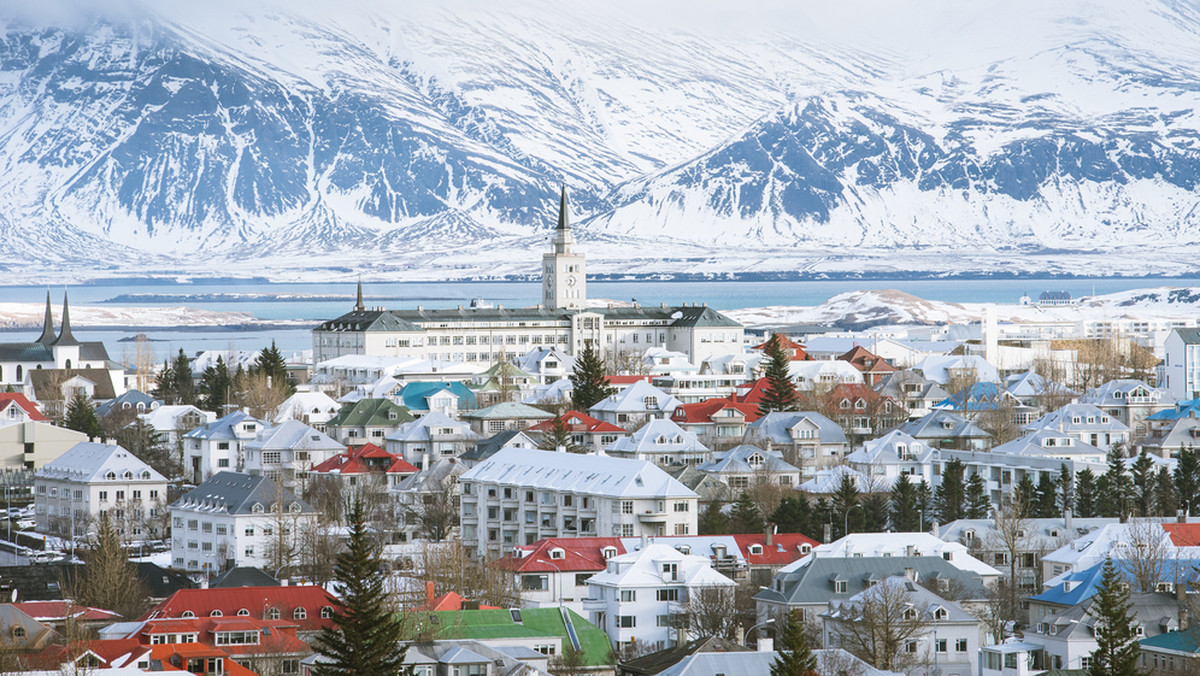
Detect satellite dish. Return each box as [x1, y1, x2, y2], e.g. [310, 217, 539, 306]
[670, 311, 683, 320]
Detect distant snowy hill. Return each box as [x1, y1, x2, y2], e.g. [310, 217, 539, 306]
[2, 0, 1200, 282]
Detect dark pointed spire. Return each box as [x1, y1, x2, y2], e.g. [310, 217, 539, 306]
[36, 291, 56, 345]
[354, 279, 365, 312]
[556, 184, 569, 231]
[53, 292, 79, 347]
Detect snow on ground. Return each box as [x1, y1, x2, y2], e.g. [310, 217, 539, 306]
[0, 302, 305, 329]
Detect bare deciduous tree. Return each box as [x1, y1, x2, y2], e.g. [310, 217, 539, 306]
[824, 578, 931, 672]
[671, 585, 741, 642]
[413, 541, 519, 610]
[987, 491, 1030, 626]
[1117, 519, 1171, 593]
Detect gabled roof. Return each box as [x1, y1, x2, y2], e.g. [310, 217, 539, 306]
[0, 393, 48, 421]
[461, 430, 538, 463]
[528, 411, 625, 434]
[28, 368, 117, 400]
[387, 412, 480, 443]
[326, 398, 414, 427]
[1080, 379, 1169, 408]
[462, 401, 555, 421]
[172, 472, 312, 516]
[245, 419, 343, 453]
[1141, 626, 1200, 654]
[491, 537, 625, 573]
[1024, 402, 1131, 434]
[460, 448, 697, 499]
[397, 381, 477, 411]
[751, 334, 812, 360]
[588, 544, 736, 589]
[589, 380, 681, 415]
[696, 444, 798, 476]
[620, 635, 750, 675]
[846, 430, 933, 467]
[310, 443, 418, 475]
[898, 410, 990, 440]
[274, 391, 341, 423]
[754, 555, 989, 607]
[13, 600, 121, 623]
[745, 411, 847, 445]
[35, 443, 167, 484]
[1173, 328, 1200, 345]
[182, 410, 265, 441]
[209, 567, 280, 588]
[144, 586, 339, 633]
[1163, 523, 1200, 547]
[670, 398, 761, 425]
[607, 418, 708, 455]
[839, 345, 896, 373]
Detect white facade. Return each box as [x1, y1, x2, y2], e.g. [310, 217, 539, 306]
[458, 448, 699, 557]
[181, 411, 268, 484]
[543, 187, 587, 311]
[34, 442, 168, 538]
[242, 420, 345, 486]
[583, 543, 736, 650]
[1162, 329, 1200, 402]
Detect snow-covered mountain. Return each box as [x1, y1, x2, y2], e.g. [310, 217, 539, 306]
[3, 0, 1200, 282]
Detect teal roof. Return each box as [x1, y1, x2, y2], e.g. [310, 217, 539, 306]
[1141, 626, 1200, 653]
[398, 382, 477, 411]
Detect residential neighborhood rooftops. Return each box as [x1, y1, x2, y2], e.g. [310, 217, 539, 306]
[35, 442, 167, 484]
[461, 448, 698, 499]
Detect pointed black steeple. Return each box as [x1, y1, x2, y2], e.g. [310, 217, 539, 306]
[354, 279, 365, 312]
[52, 292, 80, 347]
[556, 185, 570, 231]
[36, 291, 56, 345]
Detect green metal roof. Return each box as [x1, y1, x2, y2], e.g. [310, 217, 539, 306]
[416, 608, 611, 665]
[1141, 627, 1200, 653]
[326, 398, 414, 427]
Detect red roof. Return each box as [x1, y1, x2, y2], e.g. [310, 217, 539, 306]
[730, 378, 771, 405]
[13, 600, 121, 622]
[528, 410, 626, 434]
[730, 533, 819, 566]
[490, 537, 625, 573]
[311, 443, 418, 475]
[150, 643, 259, 676]
[604, 375, 655, 385]
[1163, 523, 1200, 546]
[838, 345, 897, 373]
[143, 586, 340, 633]
[671, 399, 762, 425]
[0, 393, 48, 421]
[752, 334, 812, 361]
[808, 383, 892, 407]
[138, 616, 310, 657]
[78, 638, 150, 668]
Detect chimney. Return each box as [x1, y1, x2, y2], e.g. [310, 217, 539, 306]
[765, 523, 775, 548]
[823, 523, 832, 543]
[931, 518, 939, 536]
[1180, 509, 1188, 524]
[640, 533, 648, 550]
[426, 581, 436, 608]
[904, 567, 916, 581]
[1064, 508, 1073, 532]
[280, 578, 289, 587]
[758, 637, 775, 652]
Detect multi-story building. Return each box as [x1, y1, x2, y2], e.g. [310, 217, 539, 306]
[323, 398, 415, 445]
[384, 412, 480, 470]
[1022, 402, 1131, 452]
[583, 543, 736, 650]
[742, 411, 849, 477]
[0, 419, 88, 471]
[169, 472, 316, 573]
[181, 411, 267, 484]
[312, 193, 744, 367]
[1079, 379, 1172, 439]
[458, 448, 698, 557]
[34, 442, 168, 538]
[527, 411, 627, 454]
[1162, 328, 1200, 401]
[140, 405, 214, 449]
[606, 418, 709, 466]
[242, 420, 345, 488]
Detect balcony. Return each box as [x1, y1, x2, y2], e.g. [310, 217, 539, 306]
[637, 510, 668, 523]
[582, 596, 606, 612]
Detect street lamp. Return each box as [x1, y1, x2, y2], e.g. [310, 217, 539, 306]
[844, 504, 863, 538]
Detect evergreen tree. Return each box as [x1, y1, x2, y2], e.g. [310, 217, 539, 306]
[152, 358, 175, 404]
[889, 473, 921, 531]
[1015, 475, 1037, 511]
[199, 355, 232, 413]
[771, 496, 809, 534]
[569, 343, 616, 411]
[1056, 464, 1075, 515]
[115, 418, 179, 480]
[1087, 558, 1140, 676]
[965, 473, 991, 519]
[1155, 467, 1179, 517]
[70, 512, 150, 620]
[537, 416, 583, 453]
[809, 497, 834, 542]
[860, 492, 890, 532]
[253, 341, 295, 396]
[170, 349, 195, 405]
[831, 473, 860, 538]
[758, 333, 800, 415]
[916, 479, 933, 530]
[1099, 446, 1133, 518]
[730, 492, 763, 534]
[1075, 469, 1099, 518]
[313, 499, 410, 676]
[1130, 449, 1156, 517]
[1175, 447, 1200, 516]
[934, 458, 967, 523]
[698, 501, 729, 535]
[770, 609, 817, 676]
[1035, 472, 1058, 518]
[63, 391, 102, 439]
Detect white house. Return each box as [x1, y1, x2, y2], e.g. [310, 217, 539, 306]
[384, 412, 480, 470]
[169, 471, 316, 573]
[845, 430, 936, 488]
[605, 418, 709, 466]
[1161, 328, 1200, 402]
[583, 543, 736, 650]
[139, 405, 214, 449]
[273, 391, 342, 430]
[742, 411, 849, 476]
[791, 533, 1001, 580]
[695, 444, 802, 492]
[1022, 402, 1131, 452]
[34, 442, 168, 539]
[181, 411, 268, 485]
[242, 420, 345, 487]
[589, 380, 683, 428]
[458, 448, 699, 558]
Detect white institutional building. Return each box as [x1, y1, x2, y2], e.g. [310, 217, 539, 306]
[312, 188, 744, 366]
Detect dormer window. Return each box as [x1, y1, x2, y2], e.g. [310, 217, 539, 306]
[211, 610, 223, 617]
[252, 503, 264, 514]
[800, 544, 812, 554]
[602, 547, 617, 559]
[749, 544, 763, 555]
[903, 607, 916, 620]
[934, 608, 948, 620]
[105, 471, 116, 480]
[182, 611, 195, 619]
[644, 397, 658, 410]
[237, 609, 249, 617]
[549, 548, 565, 560]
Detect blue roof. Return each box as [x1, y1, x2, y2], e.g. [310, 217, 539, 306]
[1032, 559, 1200, 607]
[1147, 399, 1200, 421]
[934, 382, 1004, 412]
[397, 381, 477, 411]
[181, 410, 260, 440]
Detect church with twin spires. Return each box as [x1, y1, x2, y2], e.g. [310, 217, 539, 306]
[313, 187, 743, 366]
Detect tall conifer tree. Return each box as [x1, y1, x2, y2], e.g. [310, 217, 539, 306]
[1075, 469, 1099, 518]
[569, 343, 615, 411]
[1088, 558, 1140, 676]
[771, 609, 818, 676]
[935, 458, 967, 523]
[890, 473, 920, 531]
[64, 391, 102, 439]
[314, 499, 409, 676]
[758, 334, 799, 415]
[1034, 473, 1058, 518]
[1175, 447, 1200, 516]
[965, 473, 991, 519]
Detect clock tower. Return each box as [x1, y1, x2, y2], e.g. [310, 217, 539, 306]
[543, 185, 587, 310]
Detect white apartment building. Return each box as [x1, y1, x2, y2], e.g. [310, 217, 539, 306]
[181, 411, 268, 485]
[458, 448, 699, 558]
[583, 543, 736, 650]
[34, 442, 168, 538]
[1162, 328, 1200, 402]
[170, 471, 317, 573]
[242, 420, 345, 487]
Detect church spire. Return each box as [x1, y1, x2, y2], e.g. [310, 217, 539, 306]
[354, 279, 364, 312]
[53, 292, 80, 347]
[36, 291, 55, 345]
[556, 185, 569, 231]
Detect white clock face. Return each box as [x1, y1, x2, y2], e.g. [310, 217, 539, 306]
[567, 275, 577, 286]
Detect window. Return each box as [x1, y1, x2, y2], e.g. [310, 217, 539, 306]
[210, 610, 223, 617]
[662, 563, 678, 581]
[321, 606, 334, 618]
[936, 639, 947, 653]
[267, 608, 281, 620]
[618, 616, 636, 628]
[673, 501, 689, 512]
[834, 580, 847, 593]
[262, 451, 282, 465]
[294, 608, 307, 620]
[245, 526, 255, 537]
[621, 524, 634, 537]
[621, 501, 634, 514]
[237, 609, 249, 617]
[657, 589, 679, 601]
[1081, 657, 1092, 670]
[956, 639, 968, 652]
[657, 615, 671, 627]
[620, 590, 637, 602]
